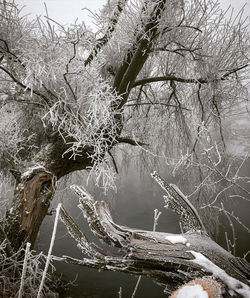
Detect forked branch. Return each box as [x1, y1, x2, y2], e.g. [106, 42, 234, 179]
[151, 171, 207, 234]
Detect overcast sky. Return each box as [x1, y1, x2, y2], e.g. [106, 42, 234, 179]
[17, 0, 106, 28]
[16, 0, 249, 28]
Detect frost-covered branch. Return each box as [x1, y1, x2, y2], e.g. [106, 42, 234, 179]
[0, 65, 50, 105]
[55, 183, 250, 295]
[37, 203, 61, 297]
[151, 171, 207, 234]
[84, 0, 128, 67]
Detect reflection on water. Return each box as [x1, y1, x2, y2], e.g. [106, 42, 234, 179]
[37, 104, 250, 297]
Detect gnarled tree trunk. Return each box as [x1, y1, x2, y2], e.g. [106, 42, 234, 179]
[0, 138, 96, 250]
[1, 167, 55, 251]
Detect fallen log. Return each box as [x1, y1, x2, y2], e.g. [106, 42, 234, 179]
[56, 172, 250, 296]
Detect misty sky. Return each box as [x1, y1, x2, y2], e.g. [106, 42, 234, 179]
[16, 0, 249, 28]
[17, 0, 106, 27]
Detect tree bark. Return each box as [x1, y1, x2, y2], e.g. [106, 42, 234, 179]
[1, 167, 55, 250]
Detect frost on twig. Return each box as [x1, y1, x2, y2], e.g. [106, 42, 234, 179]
[18, 242, 31, 298]
[151, 171, 207, 234]
[0, 240, 57, 297]
[37, 204, 62, 297]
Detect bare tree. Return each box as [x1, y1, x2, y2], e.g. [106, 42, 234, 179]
[0, 0, 249, 295]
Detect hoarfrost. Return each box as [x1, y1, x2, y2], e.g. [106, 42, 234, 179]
[37, 203, 61, 297]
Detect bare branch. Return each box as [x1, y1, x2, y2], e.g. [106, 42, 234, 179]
[63, 42, 77, 101]
[0, 65, 50, 105]
[125, 102, 191, 111]
[133, 76, 208, 87]
[2, 94, 45, 108]
[116, 136, 147, 146]
[108, 149, 119, 174]
[132, 64, 249, 88]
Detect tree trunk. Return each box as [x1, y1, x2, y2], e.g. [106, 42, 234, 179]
[1, 167, 55, 250]
[0, 138, 97, 251]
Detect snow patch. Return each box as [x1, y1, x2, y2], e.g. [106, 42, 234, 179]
[176, 284, 208, 298]
[165, 235, 188, 245]
[21, 165, 45, 179]
[189, 251, 250, 298]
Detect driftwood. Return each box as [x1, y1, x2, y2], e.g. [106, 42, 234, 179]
[56, 172, 250, 296]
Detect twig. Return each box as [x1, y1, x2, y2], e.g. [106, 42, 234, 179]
[117, 136, 147, 146]
[153, 208, 162, 232]
[131, 276, 142, 298]
[63, 43, 77, 101]
[118, 287, 123, 298]
[18, 242, 31, 298]
[131, 207, 162, 297]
